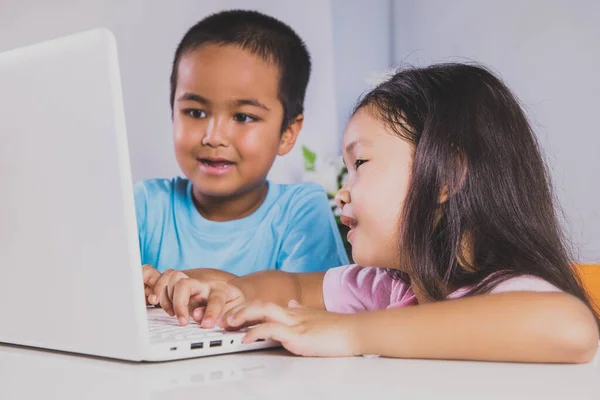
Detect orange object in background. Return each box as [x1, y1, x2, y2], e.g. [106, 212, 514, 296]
[574, 264, 600, 307]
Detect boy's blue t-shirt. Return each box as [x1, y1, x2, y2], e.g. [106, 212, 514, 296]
[134, 177, 349, 275]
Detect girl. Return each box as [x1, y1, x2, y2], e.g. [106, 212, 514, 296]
[158, 63, 599, 363]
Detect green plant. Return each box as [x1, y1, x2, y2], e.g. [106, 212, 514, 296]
[302, 145, 316, 172]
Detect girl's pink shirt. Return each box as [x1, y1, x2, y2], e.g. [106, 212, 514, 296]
[323, 264, 561, 313]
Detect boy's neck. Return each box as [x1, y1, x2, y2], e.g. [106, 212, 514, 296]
[191, 181, 269, 222]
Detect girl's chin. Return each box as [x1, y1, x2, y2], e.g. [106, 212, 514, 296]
[351, 251, 399, 270]
[350, 251, 370, 267]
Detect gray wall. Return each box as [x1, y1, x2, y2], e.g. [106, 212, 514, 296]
[331, 0, 393, 147]
[0, 0, 341, 184]
[1, 0, 596, 261]
[393, 0, 600, 262]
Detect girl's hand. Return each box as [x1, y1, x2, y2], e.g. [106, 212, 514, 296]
[223, 300, 361, 357]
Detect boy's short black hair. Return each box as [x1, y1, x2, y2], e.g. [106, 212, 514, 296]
[170, 9, 312, 131]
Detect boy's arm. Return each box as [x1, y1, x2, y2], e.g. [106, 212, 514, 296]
[184, 268, 237, 282]
[232, 270, 326, 309]
[353, 291, 599, 363]
[165, 270, 327, 326]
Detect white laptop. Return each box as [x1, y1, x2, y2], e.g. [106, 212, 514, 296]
[0, 28, 279, 361]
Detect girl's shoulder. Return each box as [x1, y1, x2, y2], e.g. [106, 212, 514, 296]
[489, 275, 561, 294]
[449, 274, 562, 299]
[323, 265, 415, 312]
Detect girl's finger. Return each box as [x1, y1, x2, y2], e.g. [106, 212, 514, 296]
[242, 322, 295, 344]
[288, 299, 305, 308]
[227, 302, 296, 327]
[220, 301, 277, 328]
[222, 302, 250, 322]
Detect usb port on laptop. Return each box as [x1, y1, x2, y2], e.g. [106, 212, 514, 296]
[190, 342, 204, 350]
[209, 340, 222, 348]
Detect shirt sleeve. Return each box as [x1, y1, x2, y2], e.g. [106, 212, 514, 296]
[323, 265, 394, 313]
[490, 275, 562, 294]
[277, 185, 349, 273]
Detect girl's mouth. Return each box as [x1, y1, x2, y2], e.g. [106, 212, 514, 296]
[339, 215, 358, 229]
[340, 215, 358, 243]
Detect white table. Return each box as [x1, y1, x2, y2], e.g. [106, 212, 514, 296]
[0, 344, 598, 399]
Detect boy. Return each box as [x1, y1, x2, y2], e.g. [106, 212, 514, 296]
[139, 10, 348, 304]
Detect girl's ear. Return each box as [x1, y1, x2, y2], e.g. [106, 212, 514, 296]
[278, 115, 304, 156]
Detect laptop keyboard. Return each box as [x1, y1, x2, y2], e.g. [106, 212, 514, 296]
[148, 311, 246, 344]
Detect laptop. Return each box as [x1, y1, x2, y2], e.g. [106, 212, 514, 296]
[0, 28, 279, 361]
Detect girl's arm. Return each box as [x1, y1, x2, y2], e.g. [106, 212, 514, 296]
[354, 291, 599, 363]
[232, 270, 326, 309]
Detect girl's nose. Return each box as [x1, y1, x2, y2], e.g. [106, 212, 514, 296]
[335, 187, 350, 209]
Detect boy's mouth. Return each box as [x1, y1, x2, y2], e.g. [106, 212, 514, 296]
[197, 157, 236, 175]
[197, 157, 236, 167]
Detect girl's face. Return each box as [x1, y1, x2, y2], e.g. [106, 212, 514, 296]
[337, 108, 413, 269]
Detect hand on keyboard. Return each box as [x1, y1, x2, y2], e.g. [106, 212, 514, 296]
[147, 309, 245, 344]
[142, 264, 164, 305]
[143, 265, 182, 307]
[159, 276, 246, 330]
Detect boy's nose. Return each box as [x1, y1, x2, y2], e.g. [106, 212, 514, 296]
[335, 187, 350, 209]
[201, 119, 229, 147]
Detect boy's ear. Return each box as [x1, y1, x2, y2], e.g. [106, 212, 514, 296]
[278, 115, 304, 156]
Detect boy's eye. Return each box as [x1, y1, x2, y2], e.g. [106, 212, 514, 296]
[183, 109, 206, 119]
[355, 159, 367, 169]
[233, 113, 257, 123]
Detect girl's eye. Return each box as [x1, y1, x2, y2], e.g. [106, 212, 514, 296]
[355, 159, 367, 169]
[233, 113, 257, 123]
[184, 109, 206, 119]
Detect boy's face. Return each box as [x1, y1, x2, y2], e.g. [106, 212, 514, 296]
[172, 44, 301, 198]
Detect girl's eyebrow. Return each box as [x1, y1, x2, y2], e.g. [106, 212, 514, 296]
[345, 140, 358, 155]
[344, 138, 372, 155]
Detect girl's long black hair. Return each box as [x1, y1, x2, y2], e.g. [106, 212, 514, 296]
[355, 63, 598, 322]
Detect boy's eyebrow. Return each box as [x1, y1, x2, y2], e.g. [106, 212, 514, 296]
[231, 99, 270, 111]
[176, 94, 270, 111]
[177, 93, 210, 105]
